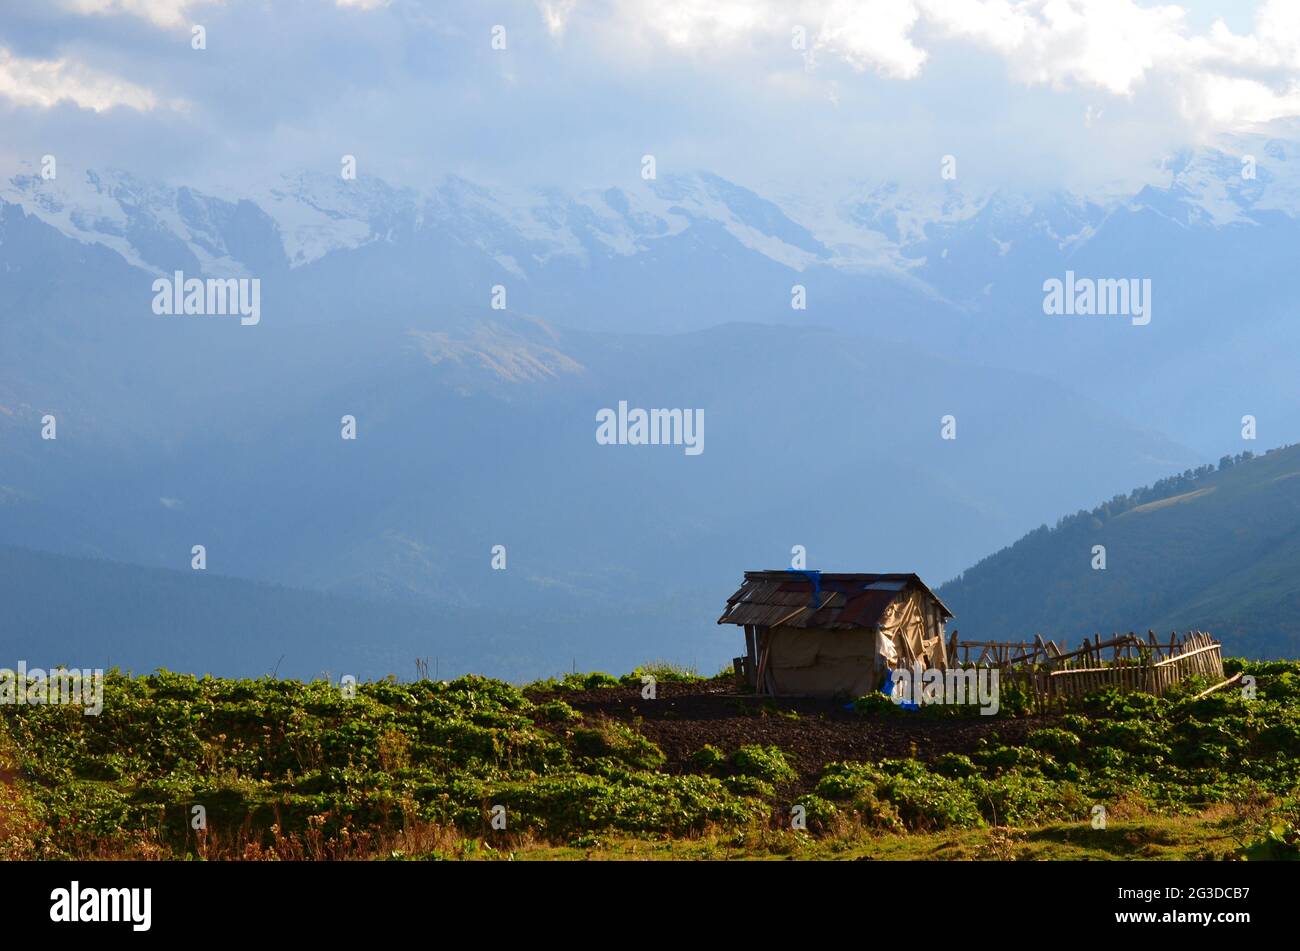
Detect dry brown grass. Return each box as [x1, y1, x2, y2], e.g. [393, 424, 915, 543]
[0, 731, 42, 860]
[39, 805, 548, 861]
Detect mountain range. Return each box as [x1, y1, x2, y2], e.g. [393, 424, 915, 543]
[3, 130, 1299, 677]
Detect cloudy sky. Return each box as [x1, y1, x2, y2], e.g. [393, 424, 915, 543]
[1, 0, 1298, 195]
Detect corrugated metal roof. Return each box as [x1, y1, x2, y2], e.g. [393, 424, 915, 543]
[717, 570, 953, 629]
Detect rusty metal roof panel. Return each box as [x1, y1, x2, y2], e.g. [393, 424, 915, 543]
[718, 569, 953, 627]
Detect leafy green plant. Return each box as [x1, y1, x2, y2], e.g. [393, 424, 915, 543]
[731, 745, 796, 784]
[691, 744, 727, 772]
[571, 719, 666, 770]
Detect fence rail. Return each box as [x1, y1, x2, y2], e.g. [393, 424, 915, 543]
[952, 630, 1225, 707]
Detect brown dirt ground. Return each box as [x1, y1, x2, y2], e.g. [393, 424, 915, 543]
[529, 681, 1059, 791]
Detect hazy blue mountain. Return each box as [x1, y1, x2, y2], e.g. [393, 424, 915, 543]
[6, 142, 1299, 676]
[6, 133, 1300, 462]
[0, 544, 700, 682]
[937, 444, 1300, 660]
[1, 194, 1195, 597]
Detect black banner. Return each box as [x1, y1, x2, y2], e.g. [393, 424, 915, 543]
[0, 859, 1276, 937]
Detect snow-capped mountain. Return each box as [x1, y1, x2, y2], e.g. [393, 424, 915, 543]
[5, 129, 1300, 453]
[0, 164, 839, 277]
[6, 129, 1300, 314]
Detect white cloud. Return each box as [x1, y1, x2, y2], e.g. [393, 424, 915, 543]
[57, 1, 382, 28]
[0, 48, 165, 112]
[640, 0, 779, 49]
[538, 0, 578, 37]
[593, 0, 1300, 129]
[1186, 72, 1300, 126]
[598, 0, 926, 77]
[816, 0, 927, 79]
[920, 0, 1190, 95]
[58, 0, 221, 30]
[920, 0, 1300, 127]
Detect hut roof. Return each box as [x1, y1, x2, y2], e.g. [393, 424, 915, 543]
[717, 570, 953, 630]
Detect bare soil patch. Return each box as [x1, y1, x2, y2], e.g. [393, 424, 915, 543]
[530, 681, 1058, 791]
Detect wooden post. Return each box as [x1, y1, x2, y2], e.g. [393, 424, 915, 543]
[1034, 633, 1049, 669]
[753, 627, 769, 696]
[744, 625, 758, 687]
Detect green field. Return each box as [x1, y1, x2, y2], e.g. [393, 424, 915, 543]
[1, 660, 1298, 861]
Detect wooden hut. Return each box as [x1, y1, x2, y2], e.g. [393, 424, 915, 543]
[718, 570, 953, 697]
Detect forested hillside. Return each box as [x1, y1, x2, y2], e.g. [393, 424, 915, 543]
[939, 445, 1300, 658]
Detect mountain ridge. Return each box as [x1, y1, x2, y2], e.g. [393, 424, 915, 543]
[937, 443, 1300, 659]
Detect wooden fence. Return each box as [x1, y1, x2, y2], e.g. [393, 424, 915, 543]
[952, 630, 1225, 708]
